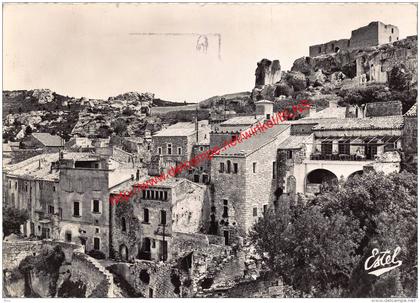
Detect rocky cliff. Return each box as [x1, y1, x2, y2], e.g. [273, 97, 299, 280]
[251, 36, 417, 114]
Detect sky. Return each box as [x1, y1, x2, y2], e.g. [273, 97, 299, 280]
[3, 3, 418, 103]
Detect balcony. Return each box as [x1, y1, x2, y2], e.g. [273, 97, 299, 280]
[310, 153, 371, 161]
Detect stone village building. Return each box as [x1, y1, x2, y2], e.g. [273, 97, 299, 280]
[109, 178, 211, 262]
[3, 151, 136, 258]
[150, 120, 211, 184]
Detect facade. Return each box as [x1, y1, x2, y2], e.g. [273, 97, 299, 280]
[278, 116, 403, 197]
[209, 102, 291, 238]
[151, 121, 210, 176]
[309, 21, 399, 57]
[109, 178, 209, 262]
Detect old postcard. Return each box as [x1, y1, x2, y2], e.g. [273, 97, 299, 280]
[2, 2, 418, 300]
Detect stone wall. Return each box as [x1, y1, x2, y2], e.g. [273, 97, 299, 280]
[63, 252, 115, 297]
[109, 260, 186, 298]
[3, 240, 44, 270]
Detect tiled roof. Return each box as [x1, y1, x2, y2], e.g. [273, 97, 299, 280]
[220, 115, 265, 126]
[31, 133, 64, 147]
[218, 124, 290, 156]
[279, 135, 313, 149]
[404, 102, 417, 117]
[313, 116, 404, 131]
[305, 106, 346, 119]
[154, 121, 208, 137]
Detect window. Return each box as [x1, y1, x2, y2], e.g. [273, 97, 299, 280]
[167, 143, 172, 155]
[94, 237, 100, 250]
[253, 207, 258, 217]
[389, 36, 391, 42]
[95, 228, 100, 234]
[321, 141, 333, 155]
[318, 46, 321, 53]
[53, 186, 56, 192]
[149, 288, 154, 298]
[8, 181, 11, 189]
[158, 147, 162, 155]
[253, 162, 257, 173]
[231, 135, 237, 141]
[272, 162, 276, 179]
[233, 163, 238, 174]
[338, 140, 350, 155]
[199, 146, 204, 152]
[287, 150, 293, 159]
[48, 205, 54, 214]
[161, 240, 168, 261]
[73, 202, 80, 217]
[152, 239, 156, 248]
[15, 182, 17, 189]
[219, 162, 225, 173]
[226, 160, 231, 173]
[144, 208, 149, 223]
[177, 147, 182, 155]
[160, 210, 167, 225]
[159, 191, 163, 200]
[65, 231, 72, 242]
[266, 113, 271, 120]
[92, 199, 100, 213]
[163, 191, 168, 201]
[263, 205, 267, 213]
[223, 206, 228, 218]
[122, 217, 127, 232]
[391, 28, 394, 34]
[59, 208, 63, 219]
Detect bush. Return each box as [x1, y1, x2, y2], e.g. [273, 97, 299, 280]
[3, 206, 29, 238]
[389, 64, 413, 91]
[87, 249, 106, 260]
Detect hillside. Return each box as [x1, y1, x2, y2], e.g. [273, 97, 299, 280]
[251, 35, 418, 115]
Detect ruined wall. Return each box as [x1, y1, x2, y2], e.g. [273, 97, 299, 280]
[109, 260, 187, 298]
[63, 252, 115, 297]
[3, 240, 44, 270]
[172, 182, 208, 234]
[309, 38, 350, 57]
[350, 21, 379, 49]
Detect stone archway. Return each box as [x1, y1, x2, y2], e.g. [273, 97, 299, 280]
[306, 169, 338, 194]
[347, 170, 363, 181]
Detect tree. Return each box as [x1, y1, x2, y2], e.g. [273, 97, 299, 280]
[3, 206, 29, 238]
[389, 64, 413, 91]
[251, 171, 417, 297]
[111, 119, 128, 136]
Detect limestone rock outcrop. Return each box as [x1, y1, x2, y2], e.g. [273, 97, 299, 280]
[255, 59, 281, 86]
[32, 89, 54, 104]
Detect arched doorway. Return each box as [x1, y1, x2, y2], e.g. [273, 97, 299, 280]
[119, 244, 128, 261]
[306, 169, 338, 194]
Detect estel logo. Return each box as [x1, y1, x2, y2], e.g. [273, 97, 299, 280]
[364, 247, 402, 277]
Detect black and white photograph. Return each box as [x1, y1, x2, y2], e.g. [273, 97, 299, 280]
[2, 2, 418, 299]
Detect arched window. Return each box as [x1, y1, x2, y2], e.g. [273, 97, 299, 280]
[227, 160, 231, 174]
[122, 217, 127, 232]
